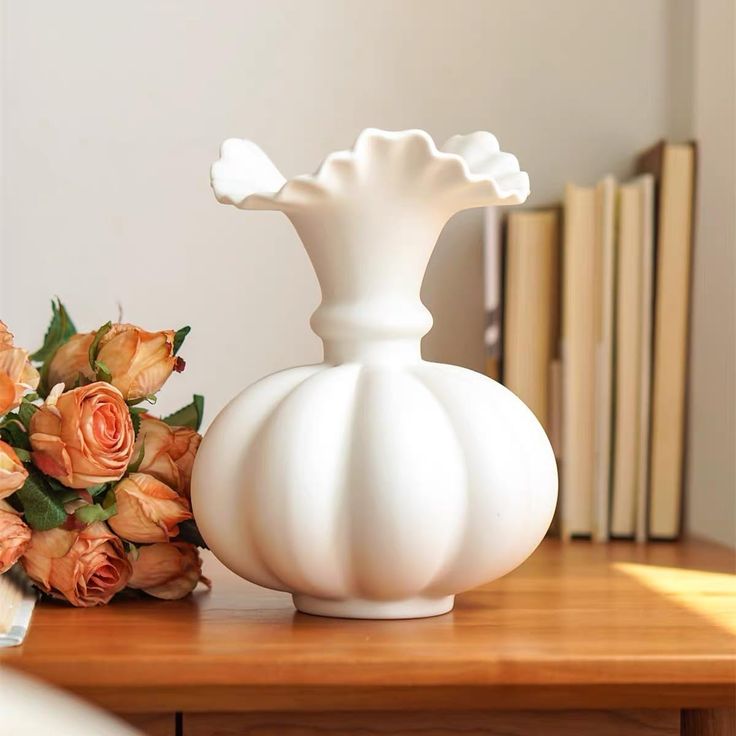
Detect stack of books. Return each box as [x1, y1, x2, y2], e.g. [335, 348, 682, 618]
[484, 141, 696, 542]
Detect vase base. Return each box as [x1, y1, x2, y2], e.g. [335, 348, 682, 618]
[292, 594, 455, 620]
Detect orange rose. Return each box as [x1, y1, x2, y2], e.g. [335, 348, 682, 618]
[21, 522, 131, 606]
[0, 440, 28, 499]
[108, 473, 191, 543]
[45, 333, 95, 390]
[29, 382, 135, 489]
[134, 417, 201, 497]
[0, 321, 40, 414]
[128, 541, 209, 599]
[0, 500, 31, 573]
[96, 324, 178, 401]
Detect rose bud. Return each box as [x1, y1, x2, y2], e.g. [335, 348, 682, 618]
[0, 322, 12, 348]
[21, 522, 131, 607]
[0, 440, 28, 500]
[0, 321, 40, 414]
[30, 382, 135, 489]
[46, 332, 95, 390]
[108, 473, 192, 543]
[128, 541, 209, 600]
[0, 500, 32, 573]
[96, 324, 177, 401]
[134, 417, 201, 497]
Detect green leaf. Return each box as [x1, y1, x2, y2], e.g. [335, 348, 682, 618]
[0, 412, 20, 428]
[176, 519, 209, 549]
[77, 502, 117, 524]
[0, 417, 29, 450]
[172, 326, 191, 355]
[24, 392, 39, 403]
[37, 362, 57, 400]
[18, 401, 38, 431]
[46, 476, 69, 492]
[102, 487, 117, 510]
[45, 478, 85, 505]
[74, 502, 117, 525]
[57, 489, 81, 504]
[129, 394, 157, 407]
[12, 447, 31, 462]
[30, 298, 77, 363]
[16, 469, 67, 531]
[127, 439, 146, 473]
[88, 321, 112, 372]
[94, 359, 112, 383]
[87, 483, 110, 498]
[71, 371, 91, 390]
[129, 408, 143, 436]
[163, 394, 204, 431]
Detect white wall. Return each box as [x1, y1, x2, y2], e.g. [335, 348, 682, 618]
[1, 0, 678, 422]
[5, 1, 732, 546]
[685, 0, 736, 548]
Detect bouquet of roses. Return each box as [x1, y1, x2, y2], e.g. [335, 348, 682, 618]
[0, 300, 209, 606]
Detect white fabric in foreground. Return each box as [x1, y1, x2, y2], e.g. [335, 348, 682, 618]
[0, 670, 141, 736]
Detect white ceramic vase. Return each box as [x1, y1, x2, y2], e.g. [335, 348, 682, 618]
[191, 129, 558, 619]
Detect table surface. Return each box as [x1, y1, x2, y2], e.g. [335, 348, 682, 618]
[2, 538, 735, 713]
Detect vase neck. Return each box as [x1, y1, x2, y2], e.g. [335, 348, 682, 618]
[290, 209, 445, 364]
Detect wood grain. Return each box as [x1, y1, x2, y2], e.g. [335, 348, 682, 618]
[184, 710, 680, 736]
[681, 708, 736, 736]
[119, 712, 176, 736]
[2, 539, 734, 713]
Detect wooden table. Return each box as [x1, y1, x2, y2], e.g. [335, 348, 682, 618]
[2, 539, 735, 735]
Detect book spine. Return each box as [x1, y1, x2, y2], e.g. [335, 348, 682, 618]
[483, 207, 502, 381]
[635, 175, 655, 543]
[593, 177, 617, 543]
[646, 145, 695, 539]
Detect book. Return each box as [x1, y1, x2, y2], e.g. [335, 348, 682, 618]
[561, 177, 616, 540]
[0, 566, 36, 647]
[610, 175, 655, 540]
[548, 358, 563, 462]
[483, 207, 503, 380]
[593, 177, 617, 543]
[503, 208, 560, 434]
[635, 176, 656, 544]
[637, 142, 696, 540]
